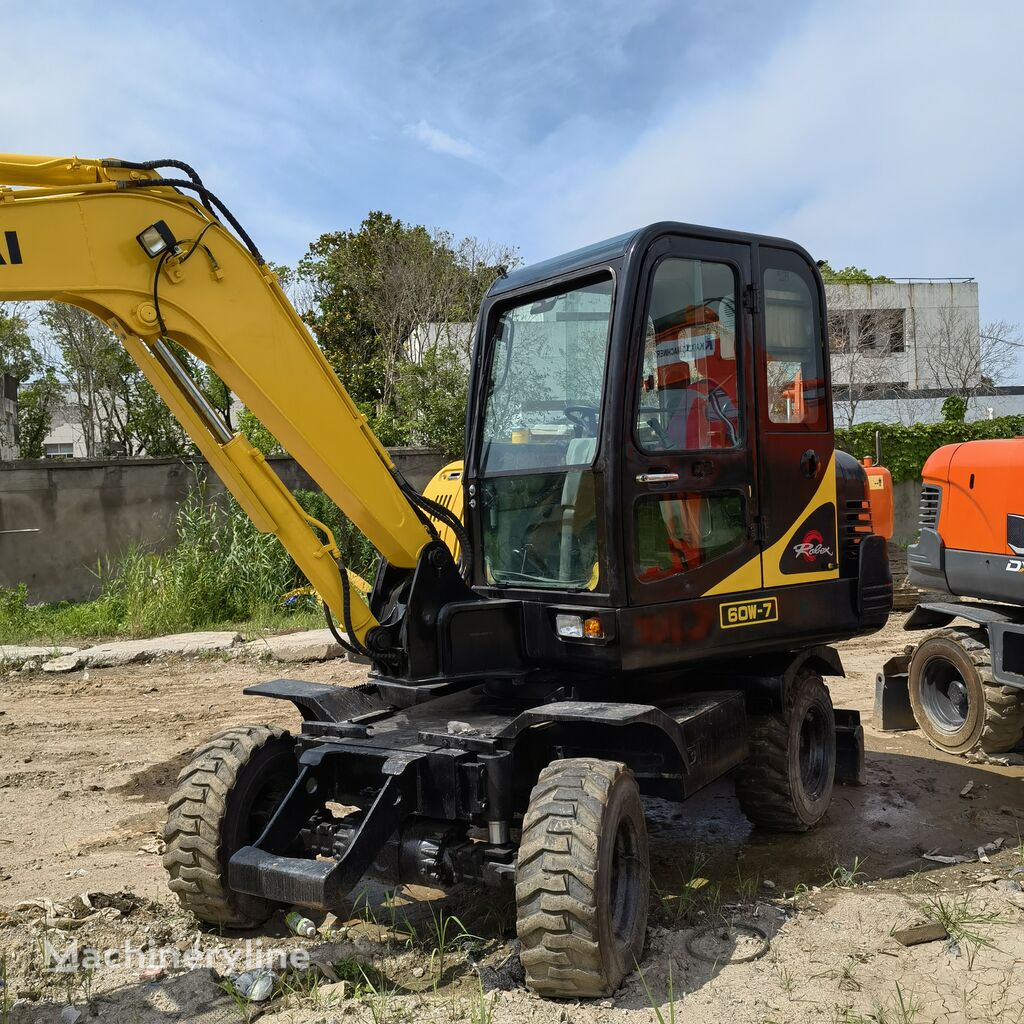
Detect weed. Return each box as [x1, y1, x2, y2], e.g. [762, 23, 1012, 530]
[218, 979, 256, 1024]
[777, 965, 797, 997]
[827, 857, 867, 889]
[427, 907, 477, 989]
[360, 967, 401, 1024]
[470, 978, 495, 1024]
[839, 956, 864, 992]
[734, 859, 760, 902]
[919, 893, 1005, 967]
[635, 960, 677, 1024]
[654, 852, 722, 924]
[832, 983, 921, 1024]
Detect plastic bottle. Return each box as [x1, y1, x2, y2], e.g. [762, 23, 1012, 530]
[285, 909, 317, 938]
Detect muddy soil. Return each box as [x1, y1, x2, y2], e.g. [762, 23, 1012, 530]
[1, 614, 1023, 1023]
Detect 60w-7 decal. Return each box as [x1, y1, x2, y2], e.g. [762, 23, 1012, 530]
[719, 596, 779, 629]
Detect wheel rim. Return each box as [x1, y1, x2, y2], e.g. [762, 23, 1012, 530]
[608, 816, 643, 945]
[798, 704, 830, 799]
[920, 658, 971, 733]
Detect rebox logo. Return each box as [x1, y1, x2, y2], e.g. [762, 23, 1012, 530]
[793, 529, 834, 563]
[0, 230, 23, 265]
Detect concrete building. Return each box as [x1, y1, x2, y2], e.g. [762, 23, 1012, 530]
[827, 279, 979, 391]
[1, 375, 17, 460]
[824, 278, 1024, 425]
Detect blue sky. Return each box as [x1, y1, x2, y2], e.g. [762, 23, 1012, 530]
[5, 1, 1024, 356]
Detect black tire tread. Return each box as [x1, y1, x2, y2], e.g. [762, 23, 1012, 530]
[163, 725, 288, 927]
[934, 627, 1024, 754]
[516, 758, 640, 998]
[735, 671, 833, 833]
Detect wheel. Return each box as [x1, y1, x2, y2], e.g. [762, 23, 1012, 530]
[163, 725, 297, 927]
[515, 758, 649, 998]
[736, 670, 836, 832]
[908, 627, 1024, 755]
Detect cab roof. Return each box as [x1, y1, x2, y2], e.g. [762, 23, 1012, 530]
[488, 221, 817, 298]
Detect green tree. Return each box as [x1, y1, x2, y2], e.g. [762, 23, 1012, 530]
[298, 212, 516, 444]
[396, 345, 469, 458]
[0, 302, 39, 382]
[238, 407, 284, 456]
[817, 261, 893, 284]
[15, 368, 62, 458]
[941, 395, 967, 422]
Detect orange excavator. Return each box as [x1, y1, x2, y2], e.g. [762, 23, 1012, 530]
[888, 438, 1024, 754]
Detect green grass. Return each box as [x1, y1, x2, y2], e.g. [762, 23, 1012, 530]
[0, 484, 375, 645]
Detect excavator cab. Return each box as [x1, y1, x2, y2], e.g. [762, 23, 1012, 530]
[458, 224, 891, 680]
[0, 157, 893, 1000]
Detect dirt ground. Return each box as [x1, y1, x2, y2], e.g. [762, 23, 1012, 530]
[2, 613, 1023, 1023]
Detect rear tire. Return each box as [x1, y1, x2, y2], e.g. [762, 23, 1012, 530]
[163, 725, 297, 927]
[516, 758, 649, 998]
[909, 627, 1024, 755]
[736, 670, 836, 832]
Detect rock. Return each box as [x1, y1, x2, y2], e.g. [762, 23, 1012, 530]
[0, 645, 78, 668]
[318, 981, 352, 1002]
[959, 781, 974, 798]
[447, 720, 478, 736]
[762, 879, 776, 891]
[60, 1007, 83, 1024]
[411, 966, 425, 979]
[892, 921, 948, 946]
[239, 629, 349, 663]
[43, 632, 242, 672]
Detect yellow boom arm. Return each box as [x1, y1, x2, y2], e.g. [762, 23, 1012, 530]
[0, 154, 437, 645]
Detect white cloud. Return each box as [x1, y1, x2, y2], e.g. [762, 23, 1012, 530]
[517, 1, 1024, 338]
[404, 120, 483, 163]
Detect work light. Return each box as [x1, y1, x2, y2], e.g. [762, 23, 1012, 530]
[136, 220, 178, 258]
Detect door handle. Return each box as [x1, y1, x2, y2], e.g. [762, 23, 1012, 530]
[636, 472, 680, 484]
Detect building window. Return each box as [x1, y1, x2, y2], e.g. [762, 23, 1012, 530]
[828, 312, 850, 353]
[844, 310, 905, 354]
[44, 442, 74, 459]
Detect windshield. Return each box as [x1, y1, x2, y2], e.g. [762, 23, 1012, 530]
[478, 273, 614, 590]
[480, 274, 613, 474]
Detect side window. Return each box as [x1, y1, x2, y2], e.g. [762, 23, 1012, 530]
[635, 491, 746, 582]
[636, 258, 741, 452]
[762, 260, 827, 429]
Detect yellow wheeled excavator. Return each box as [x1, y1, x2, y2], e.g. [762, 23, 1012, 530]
[0, 154, 893, 998]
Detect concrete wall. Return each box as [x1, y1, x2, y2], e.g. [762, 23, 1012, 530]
[0, 448, 444, 604]
[892, 478, 922, 547]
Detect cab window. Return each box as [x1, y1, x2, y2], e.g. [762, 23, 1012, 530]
[636, 258, 741, 453]
[762, 256, 827, 429]
[634, 491, 746, 581]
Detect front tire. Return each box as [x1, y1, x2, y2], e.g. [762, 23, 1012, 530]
[516, 758, 649, 998]
[736, 670, 836, 832]
[909, 627, 1024, 755]
[163, 725, 297, 928]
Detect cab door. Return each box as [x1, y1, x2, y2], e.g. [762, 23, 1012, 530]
[624, 235, 762, 606]
[754, 246, 839, 587]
